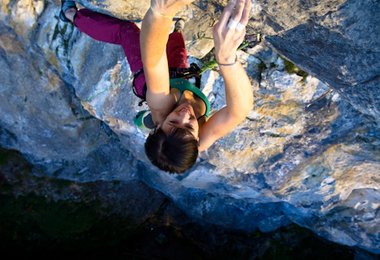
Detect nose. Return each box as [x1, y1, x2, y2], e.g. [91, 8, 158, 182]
[175, 110, 191, 124]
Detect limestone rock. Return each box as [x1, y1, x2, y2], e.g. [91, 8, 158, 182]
[262, 0, 380, 124]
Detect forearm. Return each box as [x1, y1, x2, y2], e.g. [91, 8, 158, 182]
[220, 63, 253, 119]
[140, 8, 173, 67]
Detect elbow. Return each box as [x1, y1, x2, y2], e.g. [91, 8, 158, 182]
[244, 94, 254, 117]
[240, 106, 252, 122]
[226, 93, 254, 123]
[228, 106, 252, 125]
[241, 101, 254, 121]
[240, 96, 254, 119]
[245, 98, 254, 115]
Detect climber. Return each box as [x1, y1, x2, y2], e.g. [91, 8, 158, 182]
[59, 0, 253, 173]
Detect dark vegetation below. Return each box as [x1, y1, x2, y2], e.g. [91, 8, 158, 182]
[0, 148, 374, 259]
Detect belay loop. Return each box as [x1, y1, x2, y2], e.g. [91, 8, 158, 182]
[169, 63, 202, 89]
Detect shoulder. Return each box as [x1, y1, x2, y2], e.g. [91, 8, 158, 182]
[147, 89, 179, 125]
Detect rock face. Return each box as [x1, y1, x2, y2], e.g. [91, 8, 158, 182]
[0, 0, 379, 254]
[262, 0, 380, 124]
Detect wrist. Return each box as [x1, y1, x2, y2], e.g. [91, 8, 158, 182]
[215, 52, 236, 64]
[216, 55, 238, 66]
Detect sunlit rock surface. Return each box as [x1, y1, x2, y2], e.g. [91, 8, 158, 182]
[0, 0, 379, 254]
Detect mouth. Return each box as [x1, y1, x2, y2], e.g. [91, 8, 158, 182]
[179, 107, 190, 113]
[176, 103, 192, 114]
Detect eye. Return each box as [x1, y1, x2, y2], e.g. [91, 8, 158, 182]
[184, 123, 194, 130]
[169, 120, 179, 126]
[168, 120, 194, 132]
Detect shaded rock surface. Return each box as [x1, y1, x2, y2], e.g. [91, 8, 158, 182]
[0, 148, 373, 259]
[0, 0, 379, 254]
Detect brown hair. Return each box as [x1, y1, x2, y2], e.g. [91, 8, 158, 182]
[145, 127, 199, 173]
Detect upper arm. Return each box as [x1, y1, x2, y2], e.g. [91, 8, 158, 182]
[140, 10, 173, 111]
[198, 106, 248, 152]
[144, 54, 172, 111]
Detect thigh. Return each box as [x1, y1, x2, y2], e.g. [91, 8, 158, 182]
[74, 9, 126, 44]
[166, 32, 189, 69]
[119, 22, 143, 73]
[74, 9, 143, 73]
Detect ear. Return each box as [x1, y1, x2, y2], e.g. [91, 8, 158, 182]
[149, 125, 160, 136]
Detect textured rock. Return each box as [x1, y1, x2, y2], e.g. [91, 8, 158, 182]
[1, 149, 367, 258]
[0, 0, 379, 254]
[261, 0, 380, 124]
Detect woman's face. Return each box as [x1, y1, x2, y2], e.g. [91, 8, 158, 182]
[159, 102, 199, 139]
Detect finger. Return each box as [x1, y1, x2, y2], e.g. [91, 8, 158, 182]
[235, 30, 246, 45]
[225, 22, 245, 41]
[218, 0, 237, 29]
[236, 22, 245, 31]
[230, 24, 246, 40]
[227, 19, 239, 30]
[239, 0, 252, 25]
[235, 26, 246, 38]
[231, 0, 245, 23]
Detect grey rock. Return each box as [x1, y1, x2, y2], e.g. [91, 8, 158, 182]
[263, 0, 380, 124]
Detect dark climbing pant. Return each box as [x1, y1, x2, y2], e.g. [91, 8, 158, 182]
[73, 8, 189, 97]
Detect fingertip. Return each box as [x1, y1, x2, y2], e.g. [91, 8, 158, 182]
[227, 0, 237, 9]
[218, 0, 237, 26]
[240, 0, 252, 24]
